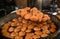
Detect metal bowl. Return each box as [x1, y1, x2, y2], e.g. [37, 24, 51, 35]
[0, 11, 60, 39]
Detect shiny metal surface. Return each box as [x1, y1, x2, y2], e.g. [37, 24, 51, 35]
[0, 12, 19, 26]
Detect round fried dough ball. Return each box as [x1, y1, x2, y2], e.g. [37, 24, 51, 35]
[2, 23, 10, 29]
[1, 30, 12, 38]
[25, 33, 34, 39]
[49, 28, 56, 33]
[24, 13, 32, 19]
[23, 23, 28, 28]
[44, 14, 50, 20]
[28, 25, 34, 29]
[22, 19, 27, 23]
[15, 36, 23, 39]
[17, 25, 22, 29]
[10, 22, 16, 26]
[42, 14, 50, 22]
[26, 33, 34, 36]
[14, 27, 21, 33]
[10, 32, 18, 37]
[12, 18, 17, 22]
[18, 17, 23, 22]
[42, 30, 50, 34]
[19, 23, 23, 26]
[25, 35, 33, 39]
[38, 13, 43, 22]
[26, 29, 31, 33]
[51, 23, 56, 28]
[8, 27, 14, 32]
[34, 31, 42, 35]
[30, 7, 38, 13]
[41, 33, 48, 37]
[19, 31, 25, 36]
[33, 35, 40, 39]
[47, 20, 52, 23]
[21, 26, 27, 31]
[41, 26, 48, 31]
[16, 23, 20, 26]
[20, 9, 28, 17]
[38, 17, 43, 22]
[34, 27, 41, 31]
[42, 17, 48, 22]
[30, 15, 38, 21]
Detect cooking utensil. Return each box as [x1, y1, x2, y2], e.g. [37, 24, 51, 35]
[0, 11, 60, 39]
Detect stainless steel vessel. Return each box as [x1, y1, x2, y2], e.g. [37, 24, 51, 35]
[0, 11, 60, 39]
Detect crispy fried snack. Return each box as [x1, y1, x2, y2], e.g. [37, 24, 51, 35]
[16, 7, 50, 22]
[1, 7, 56, 39]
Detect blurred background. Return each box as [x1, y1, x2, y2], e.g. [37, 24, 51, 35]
[0, 0, 59, 18]
[0, 0, 59, 17]
[0, 0, 27, 18]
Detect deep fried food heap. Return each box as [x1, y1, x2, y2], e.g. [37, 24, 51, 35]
[16, 7, 50, 22]
[1, 7, 56, 39]
[2, 17, 56, 39]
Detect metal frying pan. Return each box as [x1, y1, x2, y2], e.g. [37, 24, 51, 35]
[0, 11, 60, 39]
